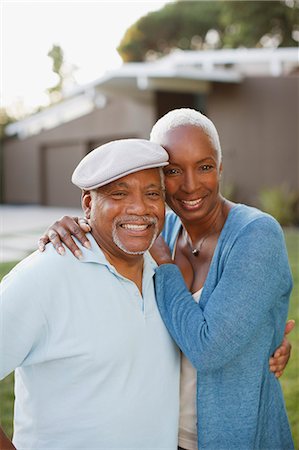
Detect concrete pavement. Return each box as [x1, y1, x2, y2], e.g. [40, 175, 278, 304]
[0, 205, 82, 263]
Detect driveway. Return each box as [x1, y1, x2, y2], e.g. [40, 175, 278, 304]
[0, 205, 82, 263]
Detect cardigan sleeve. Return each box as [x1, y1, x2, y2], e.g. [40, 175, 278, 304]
[154, 216, 292, 374]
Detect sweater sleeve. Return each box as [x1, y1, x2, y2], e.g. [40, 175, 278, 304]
[154, 216, 292, 373]
[0, 259, 48, 380]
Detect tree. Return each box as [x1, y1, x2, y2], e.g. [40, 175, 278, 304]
[0, 107, 15, 140]
[220, 0, 299, 48]
[117, 1, 299, 62]
[47, 44, 65, 102]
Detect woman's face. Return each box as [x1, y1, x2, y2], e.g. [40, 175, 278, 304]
[160, 125, 222, 223]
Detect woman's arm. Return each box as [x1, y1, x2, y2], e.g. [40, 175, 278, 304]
[38, 215, 293, 376]
[154, 217, 293, 374]
[38, 216, 91, 258]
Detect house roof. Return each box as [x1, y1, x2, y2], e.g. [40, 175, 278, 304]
[5, 47, 298, 139]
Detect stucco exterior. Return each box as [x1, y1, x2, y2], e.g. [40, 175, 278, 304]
[208, 76, 299, 204]
[3, 95, 155, 207]
[2, 54, 298, 208]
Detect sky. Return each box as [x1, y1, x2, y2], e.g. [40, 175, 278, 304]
[1, 1, 172, 114]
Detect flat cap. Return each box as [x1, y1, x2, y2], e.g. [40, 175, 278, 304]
[72, 138, 169, 190]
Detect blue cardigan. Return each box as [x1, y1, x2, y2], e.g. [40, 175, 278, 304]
[155, 204, 294, 449]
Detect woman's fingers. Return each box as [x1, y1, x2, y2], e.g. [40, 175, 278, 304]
[269, 336, 292, 378]
[78, 217, 91, 233]
[38, 235, 50, 252]
[38, 216, 91, 258]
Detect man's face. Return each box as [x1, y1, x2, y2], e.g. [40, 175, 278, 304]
[82, 168, 165, 259]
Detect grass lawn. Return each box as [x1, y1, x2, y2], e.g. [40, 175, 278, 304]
[0, 230, 298, 445]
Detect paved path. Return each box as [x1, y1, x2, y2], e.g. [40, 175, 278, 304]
[0, 205, 82, 262]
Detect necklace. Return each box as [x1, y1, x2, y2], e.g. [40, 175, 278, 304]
[191, 235, 210, 256]
[185, 199, 227, 257]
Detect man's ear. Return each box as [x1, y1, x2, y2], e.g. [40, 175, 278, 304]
[81, 190, 92, 219]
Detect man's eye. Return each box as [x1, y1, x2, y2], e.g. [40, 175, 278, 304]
[111, 192, 127, 198]
[147, 191, 161, 198]
[164, 168, 180, 176]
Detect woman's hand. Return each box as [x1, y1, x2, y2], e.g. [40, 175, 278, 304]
[38, 216, 91, 259]
[269, 319, 295, 378]
[150, 235, 173, 266]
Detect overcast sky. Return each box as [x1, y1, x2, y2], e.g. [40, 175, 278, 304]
[1, 1, 172, 112]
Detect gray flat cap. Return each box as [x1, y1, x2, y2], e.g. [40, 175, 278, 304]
[72, 138, 169, 190]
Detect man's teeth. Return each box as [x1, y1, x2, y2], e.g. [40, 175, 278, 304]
[121, 224, 149, 230]
[181, 199, 202, 206]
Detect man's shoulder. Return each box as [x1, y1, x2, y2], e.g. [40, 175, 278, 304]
[2, 245, 79, 287]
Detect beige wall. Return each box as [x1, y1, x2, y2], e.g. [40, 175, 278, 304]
[3, 95, 155, 206]
[208, 76, 299, 204]
[2, 77, 298, 207]
[41, 143, 85, 207]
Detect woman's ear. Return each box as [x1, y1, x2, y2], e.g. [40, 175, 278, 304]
[81, 190, 92, 219]
[219, 162, 223, 177]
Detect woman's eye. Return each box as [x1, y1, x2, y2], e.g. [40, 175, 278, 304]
[201, 164, 213, 171]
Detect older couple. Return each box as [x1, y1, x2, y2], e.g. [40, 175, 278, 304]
[0, 109, 294, 450]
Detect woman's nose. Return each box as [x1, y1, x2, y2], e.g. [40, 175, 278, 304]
[181, 171, 199, 193]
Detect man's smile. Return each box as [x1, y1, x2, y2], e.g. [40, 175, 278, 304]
[120, 223, 152, 231]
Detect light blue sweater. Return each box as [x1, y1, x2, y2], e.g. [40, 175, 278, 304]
[155, 204, 294, 449]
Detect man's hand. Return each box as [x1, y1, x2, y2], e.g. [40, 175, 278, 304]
[269, 320, 295, 378]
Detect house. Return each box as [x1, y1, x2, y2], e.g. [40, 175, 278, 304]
[2, 47, 298, 208]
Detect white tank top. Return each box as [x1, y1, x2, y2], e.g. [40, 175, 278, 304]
[178, 288, 202, 450]
[172, 235, 201, 450]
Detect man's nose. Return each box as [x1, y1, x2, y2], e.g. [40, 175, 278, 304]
[125, 193, 148, 215]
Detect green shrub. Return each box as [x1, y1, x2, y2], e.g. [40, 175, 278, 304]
[220, 181, 238, 202]
[258, 185, 298, 226]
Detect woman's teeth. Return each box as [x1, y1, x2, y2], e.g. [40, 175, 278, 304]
[181, 198, 203, 206]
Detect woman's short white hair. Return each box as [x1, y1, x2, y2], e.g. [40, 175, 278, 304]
[150, 108, 222, 166]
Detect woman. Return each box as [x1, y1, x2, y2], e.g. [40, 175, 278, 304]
[39, 109, 294, 449]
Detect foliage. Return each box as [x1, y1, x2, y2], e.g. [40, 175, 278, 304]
[219, 0, 299, 48]
[1, 45, 68, 139]
[259, 185, 298, 226]
[0, 374, 14, 438]
[281, 229, 299, 446]
[0, 108, 16, 140]
[220, 181, 238, 203]
[0, 229, 299, 444]
[0, 261, 19, 280]
[47, 44, 65, 103]
[117, 0, 299, 62]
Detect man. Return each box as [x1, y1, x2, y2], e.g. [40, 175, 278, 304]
[0, 139, 180, 450]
